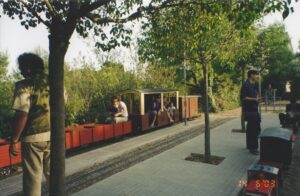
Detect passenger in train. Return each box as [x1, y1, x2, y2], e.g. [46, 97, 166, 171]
[167, 101, 176, 121]
[106, 96, 128, 124]
[164, 99, 175, 123]
[150, 96, 161, 127]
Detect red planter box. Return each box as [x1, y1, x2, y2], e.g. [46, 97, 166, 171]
[104, 124, 114, 140]
[71, 129, 80, 148]
[65, 131, 72, 150]
[0, 144, 10, 168]
[114, 123, 123, 137]
[0, 138, 8, 145]
[80, 123, 96, 128]
[65, 127, 72, 132]
[93, 125, 104, 142]
[79, 127, 93, 145]
[123, 121, 132, 135]
[10, 143, 22, 165]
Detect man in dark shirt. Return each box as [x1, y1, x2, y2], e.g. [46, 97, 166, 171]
[240, 70, 261, 155]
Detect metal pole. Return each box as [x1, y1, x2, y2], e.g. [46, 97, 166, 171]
[184, 57, 187, 126]
[259, 71, 262, 115]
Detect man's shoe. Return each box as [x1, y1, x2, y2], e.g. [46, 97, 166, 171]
[249, 149, 259, 155]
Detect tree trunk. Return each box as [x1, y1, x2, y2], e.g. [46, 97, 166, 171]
[241, 66, 246, 132]
[203, 64, 211, 163]
[48, 20, 70, 196]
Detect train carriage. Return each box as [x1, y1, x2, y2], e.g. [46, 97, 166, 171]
[120, 89, 180, 132]
[0, 88, 200, 170]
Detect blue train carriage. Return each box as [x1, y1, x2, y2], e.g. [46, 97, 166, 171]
[246, 164, 280, 196]
[120, 89, 180, 132]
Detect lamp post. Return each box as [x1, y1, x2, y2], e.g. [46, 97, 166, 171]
[184, 56, 187, 126]
[259, 70, 262, 115]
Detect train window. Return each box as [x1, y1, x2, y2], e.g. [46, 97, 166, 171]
[164, 93, 177, 109]
[145, 94, 160, 113]
[122, 94, 140, 114]
[132, 95, 140, 114]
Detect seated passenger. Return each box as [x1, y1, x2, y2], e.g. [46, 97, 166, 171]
[164, 100, 175, 123]
[105, 96, 128, 124]
[167, 101, 176, 120]
[150, 97, 161, 127]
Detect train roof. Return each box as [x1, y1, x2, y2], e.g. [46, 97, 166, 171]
[121, 88, 178, 94]
[260, 127, 292, 141]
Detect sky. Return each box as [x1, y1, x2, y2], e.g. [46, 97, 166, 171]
[0, 2, 300, 72]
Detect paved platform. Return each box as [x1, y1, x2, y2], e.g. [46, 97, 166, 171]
[1, 113, 235, 196]
[281, 130, 300, 196]
[73, 115, 279, 196]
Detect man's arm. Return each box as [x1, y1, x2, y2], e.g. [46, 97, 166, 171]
[9, 110, 28, 156]
[11, 110, 28, 143]
[114, 108, 125, 117]
[243, 97, 258, 101]
[241, 83, 258, 102]
[114, 102, 128, 117]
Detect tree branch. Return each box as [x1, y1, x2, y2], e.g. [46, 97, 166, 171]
[85, 0, 193, 25]
[185, 57, 201, 64]
[78, 0, 112, 18]
[43, 0, 58, 18]
[86, 11, 142, 24]
[186, 83, 198, 88]
[19, 0, 50, 28]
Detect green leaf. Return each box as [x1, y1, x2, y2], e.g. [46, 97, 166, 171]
[282, 9, 289, 19]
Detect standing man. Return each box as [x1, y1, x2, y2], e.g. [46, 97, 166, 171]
[240, 70, 261, 155]
[265, 84, 273, 105]
[9, 53, 50, 196]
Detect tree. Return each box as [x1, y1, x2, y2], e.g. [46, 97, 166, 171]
[252, 24, 294, 97]
[0, 52, 14, 138]
[288, 55, 300, 99]
[139, 5, 245, 162]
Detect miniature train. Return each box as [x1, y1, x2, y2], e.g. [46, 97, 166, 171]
[0, 89, 200, 169]
[245, 126, 298, 196]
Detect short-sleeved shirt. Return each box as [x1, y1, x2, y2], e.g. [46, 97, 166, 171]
[152, 102, 161, 111]
[118, 101, 128, 117]
[240, 80, 259, 120]
[12, 74, 50, 142]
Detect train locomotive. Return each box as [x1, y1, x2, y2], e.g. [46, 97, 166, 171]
[245, 125, 298, 195]
[0, 89, 200, 170]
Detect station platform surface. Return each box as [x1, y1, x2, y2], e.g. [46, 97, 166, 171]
[0, 111, 237, 196]
[73, 115, 279, 196]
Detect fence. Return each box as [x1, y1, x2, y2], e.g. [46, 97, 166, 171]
[261, 97, 287, 113]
